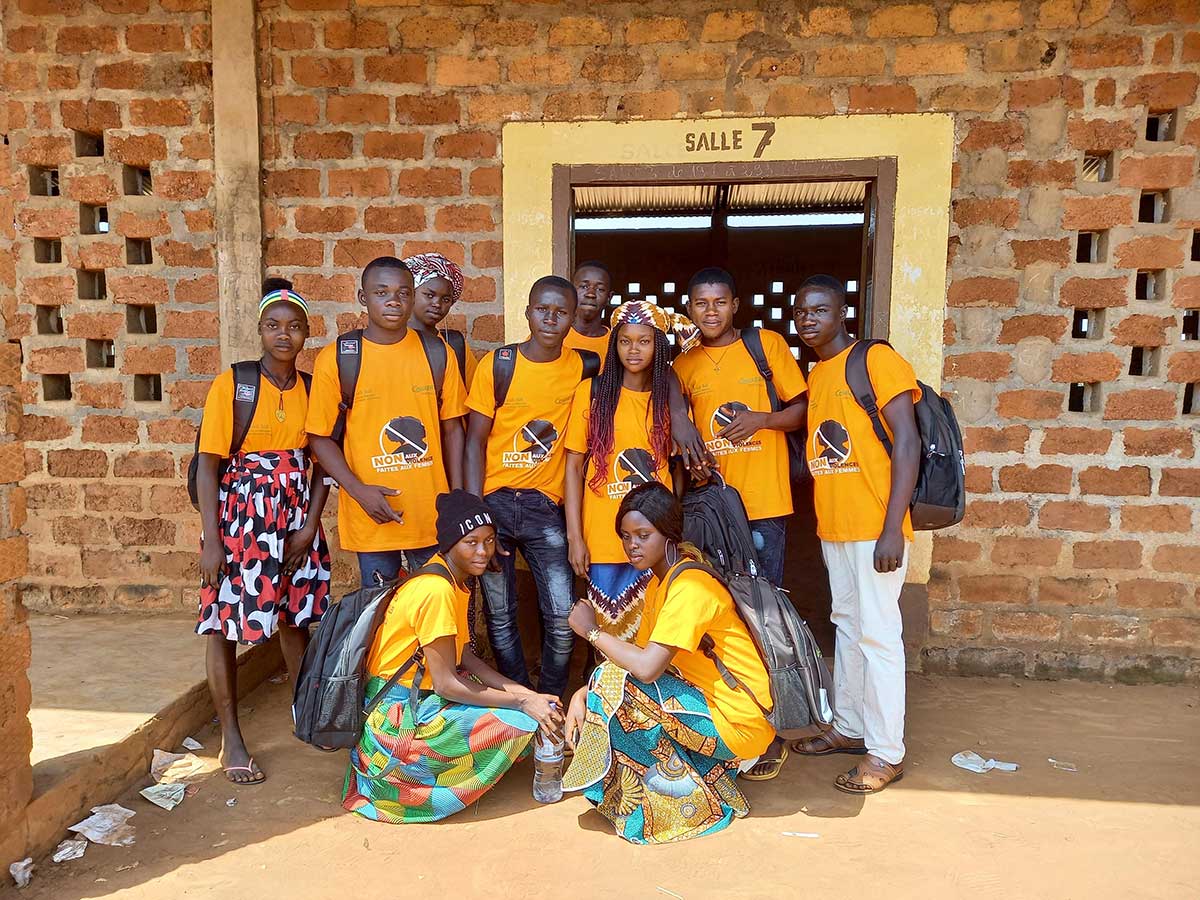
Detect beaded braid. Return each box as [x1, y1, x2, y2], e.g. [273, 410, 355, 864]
[586, 326, 673, 493]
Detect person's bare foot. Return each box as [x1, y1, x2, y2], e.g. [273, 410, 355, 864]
[220, 735, 265, 785]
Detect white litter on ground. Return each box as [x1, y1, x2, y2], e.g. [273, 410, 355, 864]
[9, 858, 33, 887]
[68, 804, 137, 846]
[140, 782, 187, 811]
[51, 839, 88, 863]
[181, 736, 204, 751]
[150, 749, 208, 784]
[951, 750, 1019, 773]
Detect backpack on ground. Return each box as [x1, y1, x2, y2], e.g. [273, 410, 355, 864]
[331, 328, 449, 446]
[680, 474, 763, 579]
[740, 327, 808, 482]
[186, 362, 313, 510]
[845, 339, 967, 531]
[292, 561, 452, 751]
[491, 343, 601, 408]
[663, 560, 835, 736]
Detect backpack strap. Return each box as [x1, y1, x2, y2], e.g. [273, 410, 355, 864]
[845, 340, 894, 456]
[663, 560, 772, 718]
[229, 360, 262, 456]
[417, 329, 448, 407]
[443, 329, 468, 383]
[492, 344, 519, 410]
[575, 348, 601, 380]
[298, 370, 313, 395]
[740, 328, 780, 413]
[332, 330, 363, 446]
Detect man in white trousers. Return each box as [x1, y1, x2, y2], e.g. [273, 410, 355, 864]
[791, 275, 921, 794]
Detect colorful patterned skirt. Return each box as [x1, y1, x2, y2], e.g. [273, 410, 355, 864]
[563, 662, 749, 845]
[343, 674, 538, 824]
[587, 562, 651, 641]
[196, 449, 331, 644]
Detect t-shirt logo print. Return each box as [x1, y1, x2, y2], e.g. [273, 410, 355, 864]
[706, 401, 762, 456]
[502, 419, 558, 469]
[809, 420, 858, 474]
[608, 447, 656, 498]
[371, 416, 435, 473]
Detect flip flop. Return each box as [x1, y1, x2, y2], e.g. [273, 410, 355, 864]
[742, 744, 788, 782]
[223, 757, 265, 786]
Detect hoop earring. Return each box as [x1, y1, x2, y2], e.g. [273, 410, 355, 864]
[665, 540, 680, 567]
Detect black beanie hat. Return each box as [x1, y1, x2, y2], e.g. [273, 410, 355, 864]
[436, 490, 495, 554]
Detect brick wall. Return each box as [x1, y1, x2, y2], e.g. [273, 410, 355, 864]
[7, 0, 215, 614]
[4, 0, 1198, 679]
[0, 10, 35, 863]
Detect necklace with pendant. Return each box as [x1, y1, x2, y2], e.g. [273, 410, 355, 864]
[262, 369, 297, 422]
[701, 343, 734, 372]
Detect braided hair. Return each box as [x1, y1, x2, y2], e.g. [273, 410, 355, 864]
[587, 324, 673, 494]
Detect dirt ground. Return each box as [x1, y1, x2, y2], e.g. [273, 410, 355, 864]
[13, 673, 1200, 900]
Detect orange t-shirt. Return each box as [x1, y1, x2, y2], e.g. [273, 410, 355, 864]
[305, 330, 467, 552]
[673, 331, 807, 520]
[563, 327, 611, 370]
[440, 329, 478, 388]
[198, 368, 310, 456]
[466, 347, 591, 503]
[366, 555, 469, 685]
[564, 382, 673, 564]
[638, 562, 774, 760]
[806, 341, 920, 543]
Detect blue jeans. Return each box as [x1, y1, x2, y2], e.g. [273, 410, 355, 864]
[750, 516, 788, 587]
[478, 488, 575, 698]
[357, 545, 437, 587]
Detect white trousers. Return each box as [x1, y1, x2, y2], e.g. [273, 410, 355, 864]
[821, 539, 908, 766]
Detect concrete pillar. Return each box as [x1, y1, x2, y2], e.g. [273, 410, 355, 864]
[212, 0, 265, 366]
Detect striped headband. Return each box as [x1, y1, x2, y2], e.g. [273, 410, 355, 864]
[258, 288, 310, 318]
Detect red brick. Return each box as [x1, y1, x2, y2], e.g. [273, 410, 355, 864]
[999, 463, 1072, 493]
[866, 4, 938, 37]
[20, 275, 76, 307]
[1117, 578, 1186, 609]
[1113, 236, 1186, 270]
[72, 241, 123, 271]
[24, 482, 78, 511]
[264, 238, 323, 268]
[845, 84, 917, 113]
[580, 52, 643, 83]
[508, 52, 573, 86]
[549, 16, 611, 46]
[130, 98, 191, 127]
[462, 276, 497, 304]
[959, 574, 1032, 604]
[398, 15, 462, 48]
[294, 131, 352, 160]
[1058, 276, 1128, 309]
[1166, 351, 1200, 384]
[1039, 500, 1111, 532]
[1069, 615, 1139, 645]
[362, 53, 426, 84]
[167, 379, 211, 411]
[269, 95, 319, 126]
[149, 482, 194, 512]
[66, 313, 124, 340]
[292, 56, 354, 88]
[108, 133, 168, 167]
[1174, 276, 1200, 309]
[471, 314, 504, 343]
[1122, 72, 1199, 109]
[1104, 389, 1178, 421]
[1061, 195, 1135, 230]
[293, 273, 356, 304]
[1152, 545, 1200, 575]
[1111, 315, 1173, 348]
[15, 135, 73, 166]
[66, 174, 118, 205]
[1127, 0, 1200, 25]
[933, 536, 983, 565]
[929, 608, 984, 639]
[434, 133, 497, 159]
[960, 119, 1023, 152]
[73, 383, 124, 409]
[161, 311, 218, 340]
[156, 240, 213, 268]
[1039, 576, 1111, 605]
[1074, 540, 1142, 570]
[23, 415, 71, 442]
[266, 19, 314, 50]
[27, 346, 84, 375]
[944, 352, 1011, 381]
[992, 535, 1062, 566]
[265, 169, 320, 199]
[763, 86, 834, 116]
[155, 171, 214, 201]
[328, 168, 391, 199]
[176, 275, 217, 304]
[84, 483, 143, 512]
[992, 611, 1060, 643]
[396, 167, 462, 198]
[126, 23, 184, 52]
[1185, 31, 1200, 63]
[949, 1, 1023, 32]
[47, 449, 108, 479]
[111, 450, 174, 479]
[1066, 117, 1137, 151]
[624, 16, 689, 44]
[327, 94, 390, 125]
[1040, 427, 1113, 455]
[1009, 238, 1070, 268]
[294, 205, 356, 234]
[930, 84, 1004, 112]
[893, 42, 970, 76]
[477, 17, 539, 47]
[333, 239, 396, 268]
[51, 515, 112, 546]
[324, 19, 388, 49]
[947, 276, 1019, 308]
[1050, 351, 1123, 383]
[985, 36, 1057, 72]
[436, 57, 500, 88]
[184, 210, 215, 233]
[543, 91, 609, 120]
[357, 132, 421, 160]
[1094, 78, 1116, 106]
[395, 95, 459, 125]
[1006, 160, 1076, 188]
[1070, 34, 1142, 68]
[120, 344, 176, 375]
[657, 51, 727, 81]
[17, 208, 78, 239]
[1153, 34, 1174, 65]
[6, 25, 47, 52]
[59, 96, 121, 129]
[1124, 427, 1195, 459]
[964, 425, 1030, 453]
[1150, 619, 1200, 650]
[186, 345, 220, 375]
[1009, 76, 1084, 109]
[997, 390, 1064, 420]
[468, 94, 532, 124]
[1160, 468, 1200, 497]
[473, 241, 503, 269]
[81, 414, 138, 443]
[112, 517, 175, 546]
[1122, 504, 1192, 532]
[1077, 465, 1151, 496]
[363, 205, 425, 234]
[56, 25, 118, 54]
[813, 45, 886, 77]
[434, 204, 494, 233]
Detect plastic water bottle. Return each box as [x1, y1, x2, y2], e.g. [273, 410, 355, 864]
[532, 734, 564, 804]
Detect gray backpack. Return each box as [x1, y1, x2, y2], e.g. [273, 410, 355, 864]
[292, 562, 449, 751]
[663, 560, 834, 736]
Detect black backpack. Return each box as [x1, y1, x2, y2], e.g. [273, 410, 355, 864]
[443, 328, 469, 385]
[845, 339, 967, 531]
[662, 560, 834, 736]
[330, 328, 452, 446]
[186, 361, 312, 510]
[491, 343, 601, 408]
[740, 328, 807, 482]
[292, 561, 451, 751]
[681, 475, 763, 579]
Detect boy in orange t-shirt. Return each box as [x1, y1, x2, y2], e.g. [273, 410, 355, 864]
[306, 257, 467, 587]
[792, 275, 920, 796]
[564, 261, 614, 363]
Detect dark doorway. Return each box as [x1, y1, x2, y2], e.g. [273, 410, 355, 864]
[560, 161, 897, 652]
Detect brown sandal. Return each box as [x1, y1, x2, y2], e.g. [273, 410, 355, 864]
[834, 755, 903, 794]
[790, 729, 867, 757]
